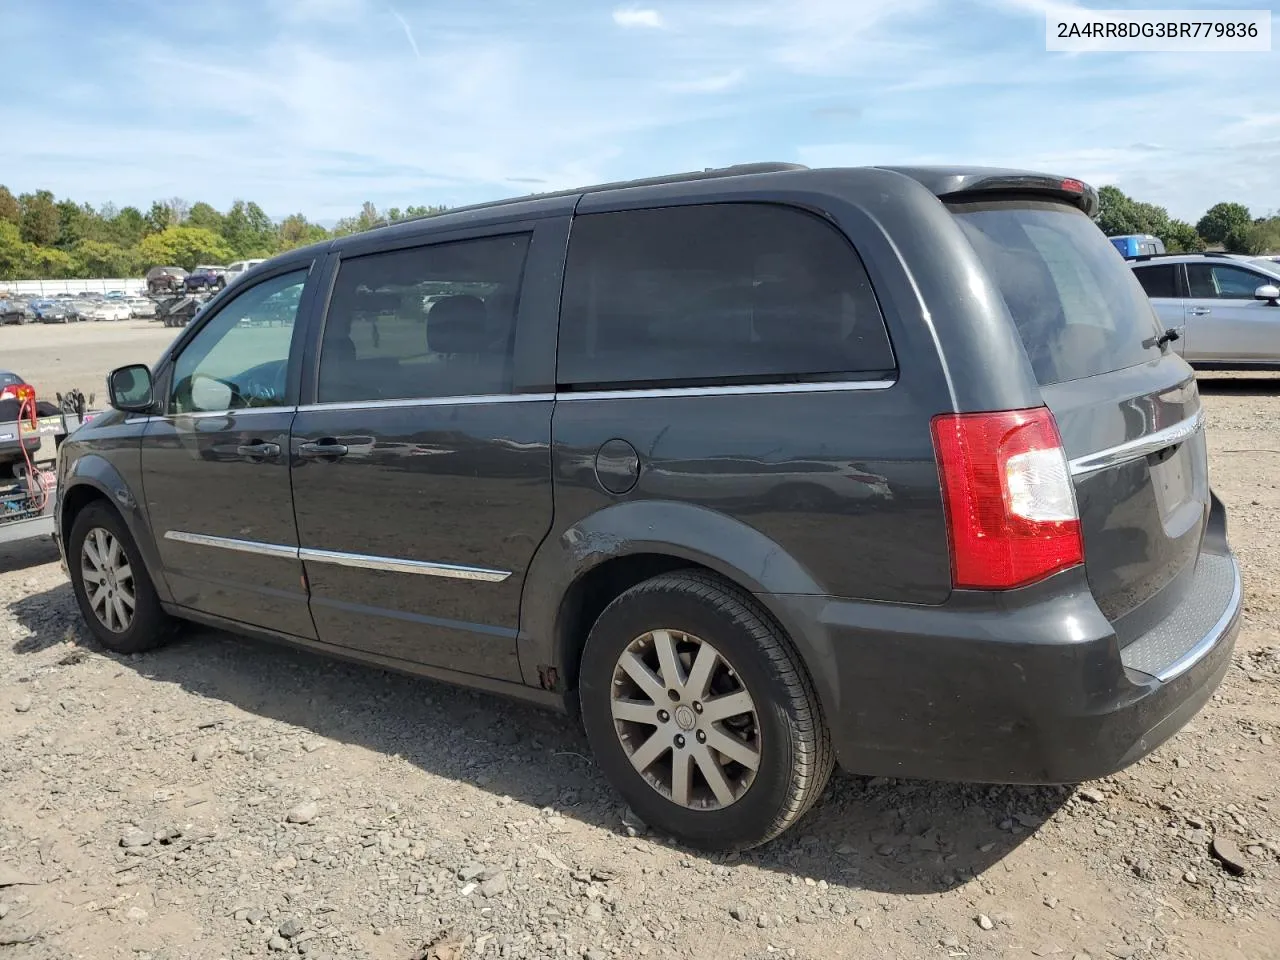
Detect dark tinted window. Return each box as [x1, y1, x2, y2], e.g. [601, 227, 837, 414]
[950, 200, 1163, 386]
[1132, 264, 1179, 298]
[317, 235, 530, 403]
[557, 204, 894, 389]
[1187, 263, 1270, 299]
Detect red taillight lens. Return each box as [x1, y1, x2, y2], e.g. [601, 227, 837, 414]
[1060, 178, 1085, 194]
[931, 407, 1083, 590]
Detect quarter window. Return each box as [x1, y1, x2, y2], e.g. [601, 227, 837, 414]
[316, 234, 531, 403]
[170, 270, 307, 414]
[557, 203, 895, 390]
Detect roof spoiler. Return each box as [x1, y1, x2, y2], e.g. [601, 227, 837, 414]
[938, 174, 1099, 218]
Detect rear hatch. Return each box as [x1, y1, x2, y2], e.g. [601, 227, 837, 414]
[950, 198, 1209, 641]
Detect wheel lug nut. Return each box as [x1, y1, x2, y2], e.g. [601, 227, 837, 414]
[674, 734, 685, 748]
[693, 701, 703, 713]
[696, 730, 706, 743]
[667, 689, 680, 702]
[658, 710, 669, 722]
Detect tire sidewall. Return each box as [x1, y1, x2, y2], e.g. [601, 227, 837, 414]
[580, 581, 802, 850]
[68, 504, 164, 654]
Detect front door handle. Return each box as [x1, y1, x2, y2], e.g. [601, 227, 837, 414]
[297, 440, 349, 460]
[236, 441, 281, 460]
[1189, 307, 1212, 316]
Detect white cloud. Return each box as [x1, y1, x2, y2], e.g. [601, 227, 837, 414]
[390, 8, 422, 60]
[612, 7, 665, 29]
[665, 69, 747, 94]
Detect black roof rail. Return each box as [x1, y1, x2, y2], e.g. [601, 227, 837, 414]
[1125, 251, 1231, 263]
[368, 162, 810, 232]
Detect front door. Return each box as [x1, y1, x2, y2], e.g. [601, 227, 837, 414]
[289, 227, 557, 679]
[141, 266, 316, 637]
[1185, 261, 1280, 362]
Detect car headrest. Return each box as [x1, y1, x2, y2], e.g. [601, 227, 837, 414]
[427, 295, 490, 353]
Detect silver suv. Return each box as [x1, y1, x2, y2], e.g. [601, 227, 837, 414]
[1128, 253, 1280, 369]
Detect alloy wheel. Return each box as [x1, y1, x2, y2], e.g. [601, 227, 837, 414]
[609, 629, 761, 809]
[80, 527, 136, 633]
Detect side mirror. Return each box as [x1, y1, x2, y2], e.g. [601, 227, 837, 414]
[1254, 284, 1280, 304]
[107, 364, 154, 412]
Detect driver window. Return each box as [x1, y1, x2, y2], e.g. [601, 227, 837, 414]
[170, 271, 307, 414]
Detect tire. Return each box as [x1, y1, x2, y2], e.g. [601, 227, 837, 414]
[579, 571, 833, 851]
[68, 501, 174, 654]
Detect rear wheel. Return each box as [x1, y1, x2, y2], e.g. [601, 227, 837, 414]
[68, 502, 174, 654]
[579, 571, 833, 850]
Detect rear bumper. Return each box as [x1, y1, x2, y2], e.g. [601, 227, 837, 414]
[763, 546, 1241, 785]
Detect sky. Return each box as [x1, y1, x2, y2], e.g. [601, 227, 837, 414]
[0, 0, 1276, 224]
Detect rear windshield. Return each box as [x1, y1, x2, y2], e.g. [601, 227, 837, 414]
[949, 200, 1163, 385]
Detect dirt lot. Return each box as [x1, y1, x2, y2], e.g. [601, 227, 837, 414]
[0, 320, 178, 402]
[0, 341, 1277, 958]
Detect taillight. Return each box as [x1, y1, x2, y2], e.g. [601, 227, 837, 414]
[931, 407, 1083, 590]
[1060, 178, 1085, 194]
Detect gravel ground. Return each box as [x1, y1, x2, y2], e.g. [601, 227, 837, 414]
[0, 320, 177, 401]
[1, 372, 1278, 960]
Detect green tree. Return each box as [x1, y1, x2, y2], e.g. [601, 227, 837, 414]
[136, 226, 235, 270]
[72, 239, 138, 278]
[0, 186, 22, 226]
[404, 204, 448, 218]
[187, 201, 225, 233]
[1163, 219, 1203, 253]
[277, 213, 330, 251]
[19, 190, 59, 246]
[221, 200, 277, 258]
[0, 220, 27, 278]
[23, 244, 76, 279]
[111, 206, 148, 248]
[145, 200, 174, 234]
[55, 199, 91, 249]
[1196, 202, 1251, 246]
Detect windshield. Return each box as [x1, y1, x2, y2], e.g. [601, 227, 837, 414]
[949, 200, 1163, 385]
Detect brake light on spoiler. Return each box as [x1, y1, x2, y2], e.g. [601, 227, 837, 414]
[931, 407, 1083, 590]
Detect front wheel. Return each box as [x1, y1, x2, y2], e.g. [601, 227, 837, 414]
[68, 501, 175, 654]
[579, 571, 833, 851]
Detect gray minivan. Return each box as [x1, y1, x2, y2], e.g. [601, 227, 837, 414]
[56, 163, 1241, 850]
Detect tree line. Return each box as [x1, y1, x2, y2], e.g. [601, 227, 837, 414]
[0, 187, 447, 280]
[2, 180, 1276, 282]
[1097, 186, 1278, 254]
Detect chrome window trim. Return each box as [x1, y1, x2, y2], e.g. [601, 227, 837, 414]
[298, 547, 511, 582]
[293, 381, 895, 412]
[150, 405, 296, 421]
[163, 530, 511, 583]
[163, 530, 300, 560]
[296, 393, 553, 413]
[555, 379, 896, 401]
[1154, 556, 1241, 683]
[1068, 409, 1205, 478]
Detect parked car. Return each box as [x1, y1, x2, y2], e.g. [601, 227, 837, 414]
[1128, 252, 1280, 369]
[31, 298, 73, 323]
[225, 259, 267, 286]
[57, 163, 1241, 851]
[0, 298, 30, 325]
[126, 296, 157, 319]
[84, 300, 132, 322]
[184, 266, 227, 292]
[65, 299, 95, 322]
[146, 266, 188, 295]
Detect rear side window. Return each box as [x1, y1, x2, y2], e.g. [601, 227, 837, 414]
[950, 201, 1163, 386]
[317, 234, 530, 403]
[557, 203, 895, 389]
[1132, 263, 1179, 298]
